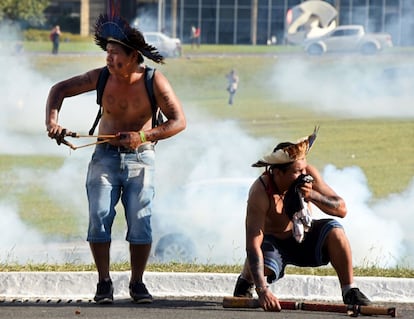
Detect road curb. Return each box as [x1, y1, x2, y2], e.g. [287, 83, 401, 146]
[1, 272, 413, 303]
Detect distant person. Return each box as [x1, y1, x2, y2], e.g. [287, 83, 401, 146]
[191, 25, 201, 48]
[45, 13, 186, 304]
[50, 25, 61, 54]
[195, 27, 201, 47]
[233, 128, 371, 311]
[226, 69, 239, 105]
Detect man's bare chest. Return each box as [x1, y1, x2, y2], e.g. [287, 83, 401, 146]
[264, 195, 292, 236]
[102, 83, 152, 118]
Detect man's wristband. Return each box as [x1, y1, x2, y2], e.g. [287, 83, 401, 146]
[255, 286, 269, 294]
[139, 130, 147, 143]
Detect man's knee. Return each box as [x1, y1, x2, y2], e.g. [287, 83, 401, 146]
[327, 226, 346, 240]
[326, 226, 351, 249]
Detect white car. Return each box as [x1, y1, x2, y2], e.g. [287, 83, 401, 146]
[304, 25, 393, 55]
[151, 178, 255, 264]
[143, 32, 182, 57]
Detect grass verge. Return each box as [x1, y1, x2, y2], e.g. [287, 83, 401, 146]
[2, 262, 413, 278]
[1, 42, 413, 272]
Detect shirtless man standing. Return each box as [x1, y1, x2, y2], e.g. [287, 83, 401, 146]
[45, 14, 186, 304]
[233, 128, 371, 311]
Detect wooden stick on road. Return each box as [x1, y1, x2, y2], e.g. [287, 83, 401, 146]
[222, 296, 397, 317]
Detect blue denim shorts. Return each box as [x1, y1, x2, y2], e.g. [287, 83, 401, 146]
[85, 143, 155, 244]
[262, 219, 343, 284]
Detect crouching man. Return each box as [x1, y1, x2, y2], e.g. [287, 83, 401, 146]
[233, 128, 371, 311]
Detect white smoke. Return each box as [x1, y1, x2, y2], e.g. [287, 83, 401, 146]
[372, 179, 414, 267]
[0, 33, 412, 267]
[265, 56, 413, 267]
[0, 202, 44, 262]
[270, 56, 414, 118]
[320, 165, 411, 268]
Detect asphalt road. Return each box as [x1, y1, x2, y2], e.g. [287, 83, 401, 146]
[0, 297, 412, 319]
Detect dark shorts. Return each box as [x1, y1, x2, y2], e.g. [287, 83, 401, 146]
[262, 219, 343, 284]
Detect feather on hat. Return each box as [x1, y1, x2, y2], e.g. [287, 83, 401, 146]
[94, 13, 164, 64]
[252, 126, 319, 167]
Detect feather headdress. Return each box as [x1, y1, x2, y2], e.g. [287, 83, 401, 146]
[252, 126, 319, 167]
[94, 2, 164, 64]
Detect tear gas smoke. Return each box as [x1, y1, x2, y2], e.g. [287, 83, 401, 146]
[0, 31, 412, 268]
[270, 56, 414, 119]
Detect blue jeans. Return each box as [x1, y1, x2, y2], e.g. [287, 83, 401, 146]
[85, 143, 155, 244]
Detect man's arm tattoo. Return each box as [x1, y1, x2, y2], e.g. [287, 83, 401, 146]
[148, 92, 179, 139]
[311, 192, 340, 209]
[246, 250, 264, 284]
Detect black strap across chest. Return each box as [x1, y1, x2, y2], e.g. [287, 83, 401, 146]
[89, 66, 162, 135]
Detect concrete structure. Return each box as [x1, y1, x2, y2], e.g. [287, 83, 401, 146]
[1, 272, 414, 303]
[47, 0, 414, 46]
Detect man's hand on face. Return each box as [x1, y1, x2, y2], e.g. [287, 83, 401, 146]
[299, 180, 313, 201]
[297, 174, 314, 201]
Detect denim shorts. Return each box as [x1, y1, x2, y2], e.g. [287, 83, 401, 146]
[262, 219, 343, 284]
[85, 143, 155, 244]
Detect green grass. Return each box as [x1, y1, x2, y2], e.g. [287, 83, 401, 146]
[2, 262, 413, 278]
[0, 155, 83, 239]
[2, 42, 413, 273]
[22, 40, 414, 55]
[22, 40, 301, 54]
[23, 39, 101, 53]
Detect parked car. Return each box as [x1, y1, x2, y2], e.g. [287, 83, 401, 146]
[143, 32, 182, 57]
[304, 25, 393, 55]
[151, 177, 255, 264]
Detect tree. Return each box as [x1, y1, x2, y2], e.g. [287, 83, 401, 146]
[0, 0, 50, 27]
